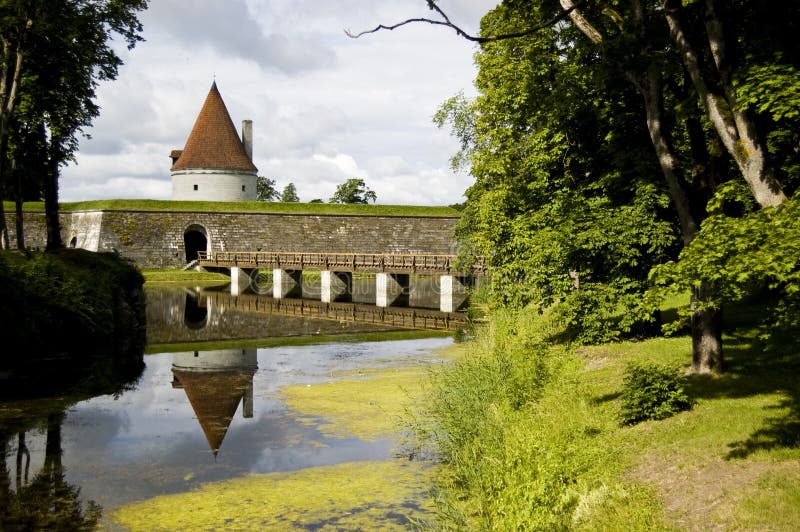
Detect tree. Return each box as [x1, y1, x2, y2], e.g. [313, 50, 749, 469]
[280, 182, 299, 202]
[0, 1, 33, 248]
[352, 0, 800, 373]
[256, 175, 278, 201]
[0, 0, 147, 251]
[330, 178, 377, 204]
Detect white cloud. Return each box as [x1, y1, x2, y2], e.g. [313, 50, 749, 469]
[60, 0, 498, 205]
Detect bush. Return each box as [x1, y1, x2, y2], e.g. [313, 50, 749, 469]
[620, 362, 692, 425]
[0, 249, 146, 392]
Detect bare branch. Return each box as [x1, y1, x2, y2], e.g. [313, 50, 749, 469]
[346, 0, 590, 44]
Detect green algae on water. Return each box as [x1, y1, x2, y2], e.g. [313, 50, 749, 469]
[112, 460, 436, 531]
[281, 364, 431, 442]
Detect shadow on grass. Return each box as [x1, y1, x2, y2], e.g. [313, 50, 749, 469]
[683, 327, 800, 460]
[590, 391, 622, 405]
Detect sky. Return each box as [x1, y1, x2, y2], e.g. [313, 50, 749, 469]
[59, 0, 498, 205]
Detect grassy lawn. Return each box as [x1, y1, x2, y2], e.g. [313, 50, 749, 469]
[423, 303, 800, 530]
[145, 330, 448, 355]
[141, 268, 230, 283]
[573, 327, 800, 530]
[3, 199, 460, 217]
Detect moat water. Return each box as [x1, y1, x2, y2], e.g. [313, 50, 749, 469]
[0, 283, 461, 529]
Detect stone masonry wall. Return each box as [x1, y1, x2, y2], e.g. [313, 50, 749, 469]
[5, 209, 459, 268]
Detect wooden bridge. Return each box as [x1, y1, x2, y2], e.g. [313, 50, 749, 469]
[196, 251, 485, 275]
[195, 250, 484, 312]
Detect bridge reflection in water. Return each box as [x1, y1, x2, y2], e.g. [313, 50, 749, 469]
[200, 290, 469, 331]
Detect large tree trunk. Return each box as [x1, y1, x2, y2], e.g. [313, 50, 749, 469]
[13, 159, 23, 250]
[691, 282, 723, 372]
[43, 163, 61, 251]
[0, 31, 26, 250]
[662, 0, 786, 208]
[637, 66, 698, 245]
[637, 69, 724, 372]
[0, 195, 8, 249]
[564, 0, 725, 372]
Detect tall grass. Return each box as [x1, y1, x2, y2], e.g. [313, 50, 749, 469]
[411, 307, 665, 529]
[414, 300, 800, 530]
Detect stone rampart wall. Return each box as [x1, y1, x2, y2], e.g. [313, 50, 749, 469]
[5, 209, 459, 268]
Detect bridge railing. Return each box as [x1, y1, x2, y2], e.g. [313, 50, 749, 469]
[196, 251, 486, 275]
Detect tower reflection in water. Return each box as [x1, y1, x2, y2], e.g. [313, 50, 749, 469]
[171, 349, 257, 457]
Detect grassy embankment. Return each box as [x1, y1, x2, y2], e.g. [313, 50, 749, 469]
[0, 249, 146, 395]
[3, 199, 460, 217]
[415, 301, 800, 530]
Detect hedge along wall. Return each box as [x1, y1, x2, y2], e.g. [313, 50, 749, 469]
[4, 209, 459, 268]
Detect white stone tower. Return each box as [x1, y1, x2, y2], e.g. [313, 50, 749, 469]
[170, 82, 258, 201]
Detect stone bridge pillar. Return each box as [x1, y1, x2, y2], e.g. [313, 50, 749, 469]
[230, 267, 253, 296]
[273, 269, 302, 299]
[321, 271, 352, 303]
[376, 273, 410, 307]
[440, 275, 468, 313]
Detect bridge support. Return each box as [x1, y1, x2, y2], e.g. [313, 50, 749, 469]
[272, 269, 302, 299]
[440, 275, 467, 313]
[376, 273, 410, 307]
[230, 267, 252, 296]
[321, 271, 352, 303]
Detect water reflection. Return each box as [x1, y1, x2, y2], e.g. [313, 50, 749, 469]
[2, 336, 452, 524]
[183, 293, 208, 330]
[1, 414, 101, 530]
[147, 286, 398, 346]
[148, 285, 466, 348]
[1, 282, 456, 528]
[0, 352, 144, 529]
[171, 349, 257, 456]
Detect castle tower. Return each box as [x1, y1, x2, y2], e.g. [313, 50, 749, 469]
[171, 349, 258, 457]
[170, 82, 258, 201]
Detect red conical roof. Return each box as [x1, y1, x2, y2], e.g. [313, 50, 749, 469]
[173, 368, 256, 455]
[171, 82, 257, 173]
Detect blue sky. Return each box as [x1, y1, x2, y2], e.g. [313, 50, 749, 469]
[60, 0, 497, 205]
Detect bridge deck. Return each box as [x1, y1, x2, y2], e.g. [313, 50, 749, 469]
[197, 251, 484, 275]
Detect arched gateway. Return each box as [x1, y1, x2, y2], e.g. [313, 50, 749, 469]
[184, 224, 208, 263]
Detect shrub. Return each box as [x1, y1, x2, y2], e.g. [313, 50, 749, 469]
[620, 362, 692, 425]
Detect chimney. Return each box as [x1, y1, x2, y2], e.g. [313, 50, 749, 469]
[241, 120, 253, 160]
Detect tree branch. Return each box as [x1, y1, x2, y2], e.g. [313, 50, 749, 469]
[346, 0, 590, 43]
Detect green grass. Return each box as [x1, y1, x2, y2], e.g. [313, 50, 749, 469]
[145, 329, 449, 355]
[3, 199, 460, 217]
[417, 305, 800, 530]
[141, 268, 230, 283]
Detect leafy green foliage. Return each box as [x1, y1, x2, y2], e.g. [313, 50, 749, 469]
[649, 192, 800, 338]
[0, 249, 146, 365]
[0, 0, 148, 249]
[735, 63, 800, 122]
[620, 362, 692, 425]
[256, 176, 278, 201]
[280, 182, 300, 202]
[330, 178, 377, 204]
[438, 3, 679, 343]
